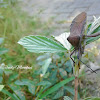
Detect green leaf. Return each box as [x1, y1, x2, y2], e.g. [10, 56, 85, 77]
[36, 87, 45, 99]
[87, 16, 100, 35]
[15, 79, 35, 95]
[39, 76, 75, 99]
[8, 73, 18, 82]
[18, 35, 67, 53]
[64, 86, 74, 96]
[59, 68, 67, 79]
[65, 60, 72, 73]
[64, 96, 72, 100]
[0, 48, 9, 55]
[0, 85, 4, 91]
[84, 97, 100, 100]
[9, 84, 26, 100]
[42, 58, 51, 75]
[14, 91, 26, 100]
[28, 85, 35, 95]
[0, 38, 4, 44]
[2, 89, 18, 100]
[86, 25, 100, 44]
[37, 81, 51, 86]
[36, 53, 50, 61]
[53, 88, 64, 99]
[86, 35, 100, 45]
[64, 86, 80, 98]
[15, 80, 26, 85]
[49, 70, 58, 83]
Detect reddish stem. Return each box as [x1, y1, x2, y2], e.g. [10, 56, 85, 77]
[74, 76, 78, 100]
[85, 32, 100, 37]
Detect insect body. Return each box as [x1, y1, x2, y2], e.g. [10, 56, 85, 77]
[67, 12, 100, 73]
[67, 12, 86, 64]
[67, 12, 86, 50]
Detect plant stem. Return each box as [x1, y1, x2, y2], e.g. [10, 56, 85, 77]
[74, 60, 80, 100]
[35, 74, 43, 98]
[74, 76, 78, 100]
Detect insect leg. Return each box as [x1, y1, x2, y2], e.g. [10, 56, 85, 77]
[84, 32, 100, 38]
[70, 49, 76, 65]
[77, 55, 97, 74]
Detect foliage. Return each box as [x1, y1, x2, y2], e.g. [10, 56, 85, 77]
[64, 96, 72, 100]
[86, 16, 100, 44]
[18, 36, 67, 53]
[17, 15, 100, 100]
[39, 76, 75, 99]
[0, 53, 74, 100]
[0, 0, 100, 100]
[0, 85, 4, 91]
[84, 97, 100, 100]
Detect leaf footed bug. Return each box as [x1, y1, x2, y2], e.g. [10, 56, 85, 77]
[67, 12, 100, 73]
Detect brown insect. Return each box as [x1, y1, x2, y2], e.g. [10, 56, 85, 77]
[67, 12, 100, 73]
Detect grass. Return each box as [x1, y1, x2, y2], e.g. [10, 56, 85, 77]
[0, 1, 54, 66]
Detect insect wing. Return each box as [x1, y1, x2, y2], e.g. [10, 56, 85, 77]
[70, 12, 87, 37]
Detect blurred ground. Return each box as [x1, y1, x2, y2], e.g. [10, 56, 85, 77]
[21, 0, 100, 35]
